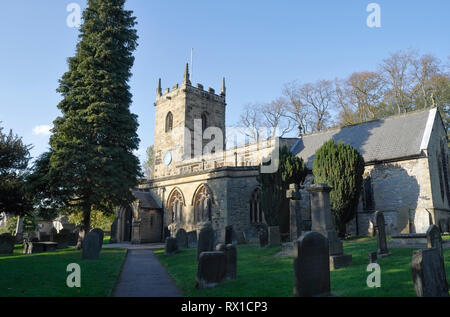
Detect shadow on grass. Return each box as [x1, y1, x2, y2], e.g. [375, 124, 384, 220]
[155, 237, 450, 297]
[0, 245, 126, 297]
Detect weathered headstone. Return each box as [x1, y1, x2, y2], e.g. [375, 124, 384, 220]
[54, 229, 71, 249]
[110, 218, 118, 243]
[0, 233, 15, 254]
[216, 244, 236, 280]
[165, 237, 178, 255]
[293, 231, 331, 297]
[196, 251, 227, 289]
[397, 206, 411, 234]
[225, 225, 233, 245]
[82, 231, 101, 260]
[187, 231, 197, 248]
[38, 232, 50, 242]
[411, 248, 448, 297]
[268, 226, 281, 247]
[68, 231, 79, 246]
[175, 228, 188, 249]
[374, 211, 390, 257]
[306, 184, 352, 270]
[90, 228, 104, 250]
[197, 225, 214, 260]
[50, 228, 58, 242]
[438, 219, 448, 234]
[287, 183, 303, 241]
[258, 226, 268, 248]
[426, 224, 443, 260]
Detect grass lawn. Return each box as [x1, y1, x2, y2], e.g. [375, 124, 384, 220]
[154, 237, 450, 297]
[0, 244, 126, 297]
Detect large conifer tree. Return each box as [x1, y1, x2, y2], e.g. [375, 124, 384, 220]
[312, 140, 365, 237]
[43, 0, 140, 247]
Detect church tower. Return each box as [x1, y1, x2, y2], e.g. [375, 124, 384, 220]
[153, 64, 226, 178]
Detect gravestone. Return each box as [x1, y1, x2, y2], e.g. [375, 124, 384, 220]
[197, 225, 214, 260]
[0, 233, 15, 254]
[82, 231, 101, 260]
[225, 225, 233, 245]
[411, 248, 448, 297]
[268, 226, 281, 247]
[187, 231, 197, 248]
[38, 232, 50, 242]
[50, 228, 58, 242]
[369, 252, 378, 264]
[438, 219, 448, 234]
[175, 228, 188, 249]
[426, 224, 443, 260]
[110, 218, 118, 243]
[306, 184, 352, 270]
[374, 211, 390, 257]
[287, 183, 303, 241]
[90, 228, 104, 251]
[196, 251, 227, 289]
[68, 231, 79, 246]
[397, 206, 411, 234]
[165, 237, 178, 255]
[216, 244, 237, 280]
[293, 231, 331, 297]
[54, 229, 71, 249]
[258, 226, 268, 248]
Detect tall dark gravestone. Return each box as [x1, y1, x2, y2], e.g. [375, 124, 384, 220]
[293, 231, 331, 297]
[411, 248, 449, 297]
[426, 224, 443, 260]
[306, 184, 352, 270]
[197, 225, 214, 261]
[374, 211, 390, 257]
[287, 183, 302, 241]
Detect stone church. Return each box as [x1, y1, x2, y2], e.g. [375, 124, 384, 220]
[111, 66, 450, 244]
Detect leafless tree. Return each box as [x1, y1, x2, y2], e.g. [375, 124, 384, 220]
[261, 97, 294, 137]
[237, 103, 264, 144]
[282, 81, 312, 136]
[379, 50, 416, 114]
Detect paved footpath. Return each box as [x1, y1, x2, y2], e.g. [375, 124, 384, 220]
[108, 243, 182, 297]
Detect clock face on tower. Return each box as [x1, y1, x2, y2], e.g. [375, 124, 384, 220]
[163, 151, 172, 166]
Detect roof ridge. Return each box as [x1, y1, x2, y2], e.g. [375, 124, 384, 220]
[301, 108, 435, 139]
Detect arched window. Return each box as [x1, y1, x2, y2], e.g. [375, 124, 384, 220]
[250, 188, 263, 223]
[193, 185, 212, 223]
[167, 189, 184, 224]
[201, 112, 207, 132]
[165, 112, 173, 132]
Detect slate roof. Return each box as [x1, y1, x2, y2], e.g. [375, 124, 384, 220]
[291, 109, 435, 169]
[132, 190, 161, 209]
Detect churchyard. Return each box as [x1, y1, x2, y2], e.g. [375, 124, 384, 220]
[155, 236, 450, 297]
[0, 236, 126, 297]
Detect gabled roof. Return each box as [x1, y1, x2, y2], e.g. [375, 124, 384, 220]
[132, 190, 161, 209]
[291, 108, 438, 169]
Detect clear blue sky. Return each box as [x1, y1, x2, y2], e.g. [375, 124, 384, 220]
[1, 0, 449, 165]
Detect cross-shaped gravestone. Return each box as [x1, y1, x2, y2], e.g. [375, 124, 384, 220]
[287, 183, 302, 241]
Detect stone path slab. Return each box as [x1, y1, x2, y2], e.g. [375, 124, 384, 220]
[112, 244, 182, 297]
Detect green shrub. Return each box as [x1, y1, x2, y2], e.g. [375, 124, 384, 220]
[312, 140, 365, 236]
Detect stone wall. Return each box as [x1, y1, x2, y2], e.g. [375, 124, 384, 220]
[145, 167, 260, 244]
